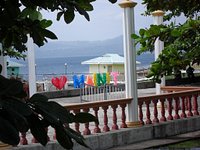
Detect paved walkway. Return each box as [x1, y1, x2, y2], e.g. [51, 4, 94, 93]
[50, 88, 156, 105]
[108, 130, 200, 150]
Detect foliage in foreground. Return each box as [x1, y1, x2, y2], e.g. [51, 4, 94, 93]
[0, 65, 98, 149]
[0, 0, 117, 59]
[132, 0, 200, 83]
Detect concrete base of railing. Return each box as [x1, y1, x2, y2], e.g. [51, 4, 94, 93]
[13, 116, 200, 150]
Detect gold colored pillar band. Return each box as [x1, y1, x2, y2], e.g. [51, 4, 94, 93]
[152, 10, 165, 16]
[119, 0, 137, 8]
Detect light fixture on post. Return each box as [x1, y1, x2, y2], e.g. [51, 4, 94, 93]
[64, 63, 67, 75]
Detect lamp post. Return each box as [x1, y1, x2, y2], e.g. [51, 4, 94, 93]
[64, 63, 67, 75]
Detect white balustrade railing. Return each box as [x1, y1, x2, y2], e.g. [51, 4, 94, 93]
[80, 84, 125, 102]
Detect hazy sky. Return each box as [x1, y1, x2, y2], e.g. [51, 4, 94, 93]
[43, 0, 153, 42]
[43, 0, 186, 42]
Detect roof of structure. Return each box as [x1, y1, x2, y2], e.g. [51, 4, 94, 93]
[81, 53, 141, 65]
[7, 60, 24, 67]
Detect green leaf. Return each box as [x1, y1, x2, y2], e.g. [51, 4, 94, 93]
[55, 125, 73, 149]
[16, 91, 28, 99]
[131, 33, 139, 39]
[0, 116, 20, 146]
[40, 19, 52, 28]
[64, 10, 75, 24]
[171, 29, 181, 37]
[73, 112, 98, 124]
[0, 76, 24, 96]
[2, 97, 32, 116]
[57, 12, 64, 21]
[21, 8, 42, 21]
[26, 114, 48, 146]
[1, 109, 29, 133]
[29, 93, 49, 103]
[41, 29, 58, 40]
[33, 101, 73, 125]
[75, 5, 90, 21]
[4, 32, 13, 48]
[40, 119, 51, 128]
[139, 29, 146, 36]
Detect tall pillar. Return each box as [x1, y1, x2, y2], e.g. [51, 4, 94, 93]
[27, 35, 36, 97]
[152, 10, 165, 94]
[0, 44, 7, 77]
[119, 0, 140, 127]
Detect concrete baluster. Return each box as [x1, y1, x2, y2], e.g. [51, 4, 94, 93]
[193, 94, 199, 115]
[153, 99, 159, 123]
[20, 132, 28, 145]
[31, 137, 38, 143]
[160, 99, 166, 122]
[185, 96, 189, 110]
[181, 96, 186, 118]
[46, 128, 50, 142]
[53, 129, 56, 140]
[145, 101, 152, 124]
[138, 102, 144, 125]
[93, 107, 101, 133]
[111, 105, 119, 130]
[187, 96, 193, 117]
[83, 108, 91, 135]
[102, 106, 110, 132]
[120, 104, 127, 128]
[174, 97, 180, 119]
[74, 110, 81, 133]
[167, 98, 173, 120]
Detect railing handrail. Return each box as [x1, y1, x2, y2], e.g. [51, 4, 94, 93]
[139, 88, 200, 102]
[64, 88, 200, 110]
[64, 98, 132, 110]
[161, 86, 200, 92]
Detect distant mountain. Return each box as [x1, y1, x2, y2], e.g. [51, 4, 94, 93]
[35, 36, 124, 58]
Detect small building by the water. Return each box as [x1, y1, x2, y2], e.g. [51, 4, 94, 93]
[81, 53, 140, 74]
[7, 60, 24, 78]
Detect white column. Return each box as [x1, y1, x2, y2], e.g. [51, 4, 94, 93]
[152, 10, 165, 94]
[0, 44, 7, 77]
[27, 35, 36, 97]
[119, 0, 140, 127]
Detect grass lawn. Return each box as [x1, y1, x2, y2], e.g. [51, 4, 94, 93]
[158, 138, 200, 149]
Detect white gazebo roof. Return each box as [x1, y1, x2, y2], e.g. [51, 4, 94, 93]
[81, 53, 141, 65]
